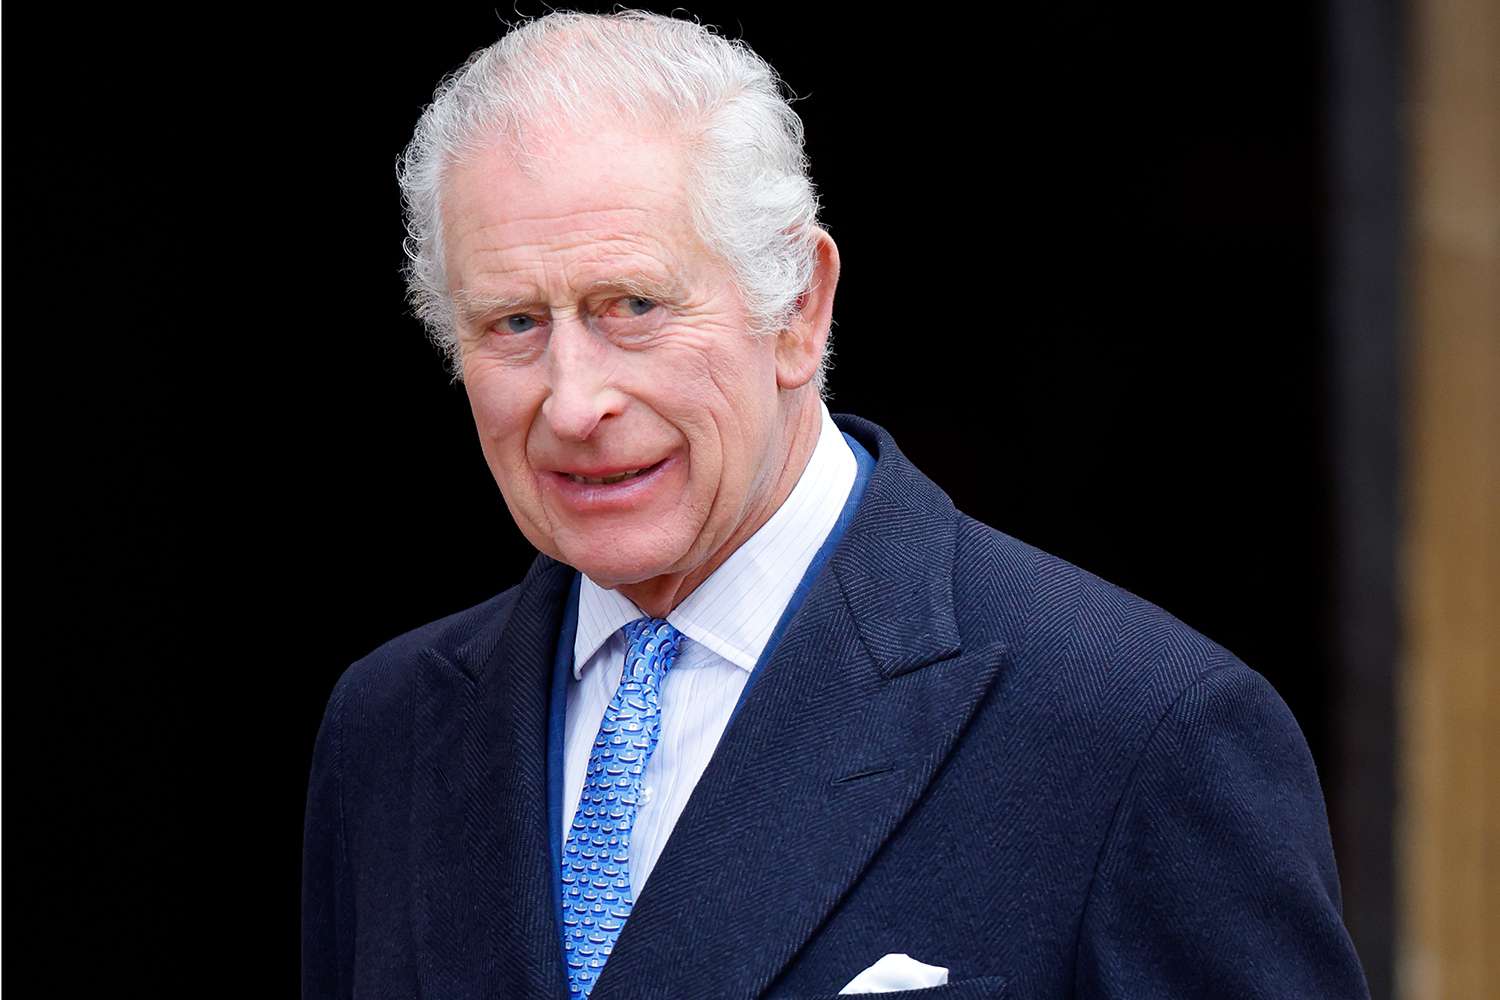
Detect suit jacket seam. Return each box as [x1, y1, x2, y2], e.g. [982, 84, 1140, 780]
[1068, 660, 1238, 989]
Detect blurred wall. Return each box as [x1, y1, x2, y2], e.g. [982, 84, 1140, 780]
[1399, 0, 1500, 997]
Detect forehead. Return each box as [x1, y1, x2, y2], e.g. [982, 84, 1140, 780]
[440, 128, 709, 296]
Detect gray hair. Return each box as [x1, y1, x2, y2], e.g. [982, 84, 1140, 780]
[397, 10, 830, 391]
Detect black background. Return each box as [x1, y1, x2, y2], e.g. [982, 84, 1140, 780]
[6, 5, 1339, 993]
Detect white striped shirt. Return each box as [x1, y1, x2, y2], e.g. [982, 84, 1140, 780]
[563, 403, 858, 900]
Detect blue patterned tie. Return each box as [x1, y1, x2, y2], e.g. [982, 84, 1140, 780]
[561, 617, 683, 998]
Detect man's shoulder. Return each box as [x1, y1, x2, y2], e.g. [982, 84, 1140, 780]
[948, 511, 1253, 729]
[320, 578, 532, 719]
[838, 411, 1259, 721]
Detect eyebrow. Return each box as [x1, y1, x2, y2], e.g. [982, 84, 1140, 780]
[581, 275, 686, 302]
[454, 275, 688, 328]
[453, 290, 534, 328]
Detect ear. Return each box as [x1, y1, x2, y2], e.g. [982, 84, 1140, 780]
[775, 228, 840, 390]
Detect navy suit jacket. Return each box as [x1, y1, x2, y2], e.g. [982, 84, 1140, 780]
[303, 414, 1370, 999]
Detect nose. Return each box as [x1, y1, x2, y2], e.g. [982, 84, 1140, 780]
[541, 316, 626, 442]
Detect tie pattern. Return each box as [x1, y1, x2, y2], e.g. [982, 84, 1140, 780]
[561, 617, 683, 998]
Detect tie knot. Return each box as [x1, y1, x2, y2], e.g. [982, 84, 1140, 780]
[620, 617, 683, 684]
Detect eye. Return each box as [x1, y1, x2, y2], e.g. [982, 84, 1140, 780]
[500, 314, 540, 334]
[602, 296, 657, 318]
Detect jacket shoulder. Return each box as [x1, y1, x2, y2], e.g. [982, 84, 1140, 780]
[321, 583, 527, 722]
[951, 512, 1250, 724]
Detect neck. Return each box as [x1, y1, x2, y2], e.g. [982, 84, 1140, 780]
[617, 395, 824, 618]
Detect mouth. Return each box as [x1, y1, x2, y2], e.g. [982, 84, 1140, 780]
[558, 457, 667, 486]
[546, 456, 674, 512]
[563, 463, 658, 486]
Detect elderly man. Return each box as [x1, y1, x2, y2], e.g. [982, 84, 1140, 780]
[302, 11, 1369, 999]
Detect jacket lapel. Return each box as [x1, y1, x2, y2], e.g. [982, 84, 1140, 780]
[411, 556, 573, 1000]
[593, 423, 1009, 999]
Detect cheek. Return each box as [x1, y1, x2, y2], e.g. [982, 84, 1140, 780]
[676, 340, 782, 499]
[464, 368, 540, 476]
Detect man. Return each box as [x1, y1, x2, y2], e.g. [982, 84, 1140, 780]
[303, 11, 1370, 999]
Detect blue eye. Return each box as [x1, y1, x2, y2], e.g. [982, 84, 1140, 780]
[504, 314, 537, 334]
[598, 297, 661, 324]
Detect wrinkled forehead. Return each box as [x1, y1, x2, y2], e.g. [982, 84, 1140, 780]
[436, 123, 722, 302]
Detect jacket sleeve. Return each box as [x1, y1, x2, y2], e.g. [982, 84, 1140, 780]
[1074, 665, 1371, 999]
[302, 674, 355, 1000]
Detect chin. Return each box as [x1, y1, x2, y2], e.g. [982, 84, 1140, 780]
[563, 544, 679, 589]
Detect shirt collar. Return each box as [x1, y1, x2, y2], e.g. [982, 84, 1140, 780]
[573, 403, 857, 677]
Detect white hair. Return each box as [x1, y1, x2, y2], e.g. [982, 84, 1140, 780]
[397, 10, 830, 391]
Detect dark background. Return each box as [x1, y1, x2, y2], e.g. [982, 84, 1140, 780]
[5, 4, 1399, 995]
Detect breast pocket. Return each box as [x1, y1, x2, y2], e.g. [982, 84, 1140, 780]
[785, 974, 1008, 999]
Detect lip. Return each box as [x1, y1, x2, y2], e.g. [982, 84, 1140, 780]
[555, 460, 662, 480]
[543, 455, 675, 513]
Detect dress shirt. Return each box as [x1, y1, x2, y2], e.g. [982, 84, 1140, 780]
[563, 403, 857, 900]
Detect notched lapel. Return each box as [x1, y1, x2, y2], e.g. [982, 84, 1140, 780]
[591, 434, 1009, 1000]
[411, 557, 573, 1000]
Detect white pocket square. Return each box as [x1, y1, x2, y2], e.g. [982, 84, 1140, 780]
[839, 953, 950, 994]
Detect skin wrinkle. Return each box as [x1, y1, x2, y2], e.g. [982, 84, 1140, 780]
[455, 234, 697, 340]
[443, 125, 836, 616]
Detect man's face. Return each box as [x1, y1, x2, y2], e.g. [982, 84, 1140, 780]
[442, 128, 794, 589]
